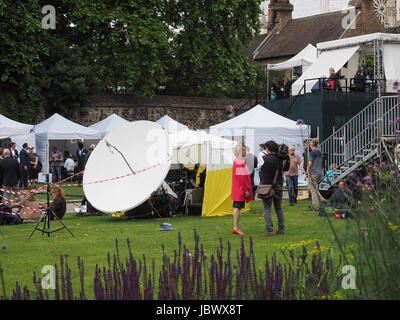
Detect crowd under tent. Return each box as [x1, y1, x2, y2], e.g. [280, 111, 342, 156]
[267, 43, 317, 79]
[34, 113, 102, 174]
[291, 33, 400, 96]
[0, 114, 35, 150]
[89, 113, 130, 138]
[156, 115, 188, 134]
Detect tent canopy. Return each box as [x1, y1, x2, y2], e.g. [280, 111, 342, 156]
[291, 45, 360, 95]
[209, 104, 310, 176]
[35, 113, 102, 173]
[156, 115, 188, 133]
[0, 114, 35, 150]
[89, 113, 130, 138]
[168, 129, 237, 167]
[292, 33, 400, 96]
[267, 44, 317, 71]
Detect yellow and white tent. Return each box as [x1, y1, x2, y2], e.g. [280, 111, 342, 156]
[168, 129, 251, 217]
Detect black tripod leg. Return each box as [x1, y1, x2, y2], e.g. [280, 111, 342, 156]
[50, 209, 75, 237]
[28, 212, 47, 240]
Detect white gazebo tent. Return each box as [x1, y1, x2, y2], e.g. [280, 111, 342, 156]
[89, 113, 130, 138]
[0, 115, 35, 150]
[34, 113, 102, 174]
[156, 115, 188, 133]
[267, 44, 317, 73]
[291, 33, 400, 96]
[209, 104, 310, 185]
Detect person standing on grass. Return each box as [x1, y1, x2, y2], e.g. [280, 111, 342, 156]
[259, 141, 289, 237]
[28, 147, 39, 188]
[50, 147, 63, 183]
[284, 145, 305, 206]
[231, 145, 253, 236]
[19, 143, 30, 189]
[76, 142, 88, 184]
[0, 149, 21, 202]
[305, 139, 326, 211]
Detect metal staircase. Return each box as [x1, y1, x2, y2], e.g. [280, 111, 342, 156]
[319, 95, 400, 191]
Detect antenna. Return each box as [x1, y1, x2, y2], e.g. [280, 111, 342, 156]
[83, 121, 171, 213]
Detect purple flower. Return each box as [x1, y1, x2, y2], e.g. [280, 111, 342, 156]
[369, 207, 375, 212]
[389, 120, 394, 126]
[351, 172, 357, 178]
[363, 176, 372, 184]
[366, 122, 372, 127]
[364, 233, 369, 237]
[367, 164, 374, 170]
[296, 119, 304, 125]
[397, 88, 400, 95]
[202, 253, 208, 260]
[394, 130, 400, 135]
[2, 244, 7, 250]
[356, 181, 363, 188]
[396, 117, 400, 124]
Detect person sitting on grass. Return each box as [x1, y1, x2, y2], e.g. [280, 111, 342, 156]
[48, 186, 66, 220]
[17, 193, 43, 221]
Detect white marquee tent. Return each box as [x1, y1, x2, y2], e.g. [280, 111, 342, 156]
[209, 104, 310, 185]
[89, 113, 130, 138]
[291, 33, 400, 96]
[267, 44, 317, 72]
[156, 115, 188, 133]
[0, 114, 35, 150]
[34, 113, 102, 173]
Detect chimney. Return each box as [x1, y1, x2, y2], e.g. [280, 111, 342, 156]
[267, 0, 294, 33]
[321, 0, 330, 14]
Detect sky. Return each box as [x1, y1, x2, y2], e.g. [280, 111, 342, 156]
[260, 0, 351, 19]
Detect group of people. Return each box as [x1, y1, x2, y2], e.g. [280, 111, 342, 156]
[231, 138, 327, 236]
[0, 142, 40, 201]
[50, 142, 95, 183]
[270, 78, 292, 100]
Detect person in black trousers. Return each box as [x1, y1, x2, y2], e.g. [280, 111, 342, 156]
[75, 142, 88, 184]
[19, 143, 30, 188]
[0, 149, 21, 202]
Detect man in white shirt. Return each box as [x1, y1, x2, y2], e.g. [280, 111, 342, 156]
[64, 153, 75, 176]
[257, 143, 267, 170]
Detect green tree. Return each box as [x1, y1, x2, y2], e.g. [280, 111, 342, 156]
[164, 0, 262, 97]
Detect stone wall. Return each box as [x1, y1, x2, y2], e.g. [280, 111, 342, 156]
[71, 94, 251, 129]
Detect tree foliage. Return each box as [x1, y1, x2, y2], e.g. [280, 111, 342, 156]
[0, 0, 263, 120]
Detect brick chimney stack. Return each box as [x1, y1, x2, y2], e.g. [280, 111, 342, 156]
[267, 0, 294, 33]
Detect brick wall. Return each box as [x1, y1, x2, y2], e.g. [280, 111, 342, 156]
[71, 94, 251, 129]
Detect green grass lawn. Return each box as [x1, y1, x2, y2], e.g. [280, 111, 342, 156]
[0, 198, 348, 299]
[28, 183, 84, 201]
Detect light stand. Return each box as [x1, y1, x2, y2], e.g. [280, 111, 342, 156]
[28, 173, 74, 239]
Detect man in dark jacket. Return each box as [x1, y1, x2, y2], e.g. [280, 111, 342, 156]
[259, 141, 290, 236]
[76, 142, 88, 184]
[0, 149, 21, 202]
[19, 143, 30, 188]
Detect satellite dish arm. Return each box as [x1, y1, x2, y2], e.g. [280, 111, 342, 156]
[105, 139, 135, 175]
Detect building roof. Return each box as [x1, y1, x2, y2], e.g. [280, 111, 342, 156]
[254, 11, 349, 61]
[241, 33, 268, 59]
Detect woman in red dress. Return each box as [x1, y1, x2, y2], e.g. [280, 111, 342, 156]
[231, 145, 253, 235]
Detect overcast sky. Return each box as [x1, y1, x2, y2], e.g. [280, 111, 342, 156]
[260, 0, 350, 19]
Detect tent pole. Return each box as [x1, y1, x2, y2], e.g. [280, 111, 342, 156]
[266, 67, 270, 102]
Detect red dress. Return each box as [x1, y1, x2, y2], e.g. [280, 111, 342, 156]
[231, 157, 254, 202]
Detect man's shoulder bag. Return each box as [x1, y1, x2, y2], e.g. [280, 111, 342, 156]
[256, 166, 280, 200]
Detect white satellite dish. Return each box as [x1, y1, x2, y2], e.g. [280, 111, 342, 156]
[83, 121, 171, 213]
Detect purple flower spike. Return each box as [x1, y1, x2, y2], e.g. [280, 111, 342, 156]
[356, 181, 363, 188]
[363, 176, 372, 184]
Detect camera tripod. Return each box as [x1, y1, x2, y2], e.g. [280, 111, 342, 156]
[28, 174, 74, 239]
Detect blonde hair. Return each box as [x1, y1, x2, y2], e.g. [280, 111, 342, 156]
[234, 145, 243, 157]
